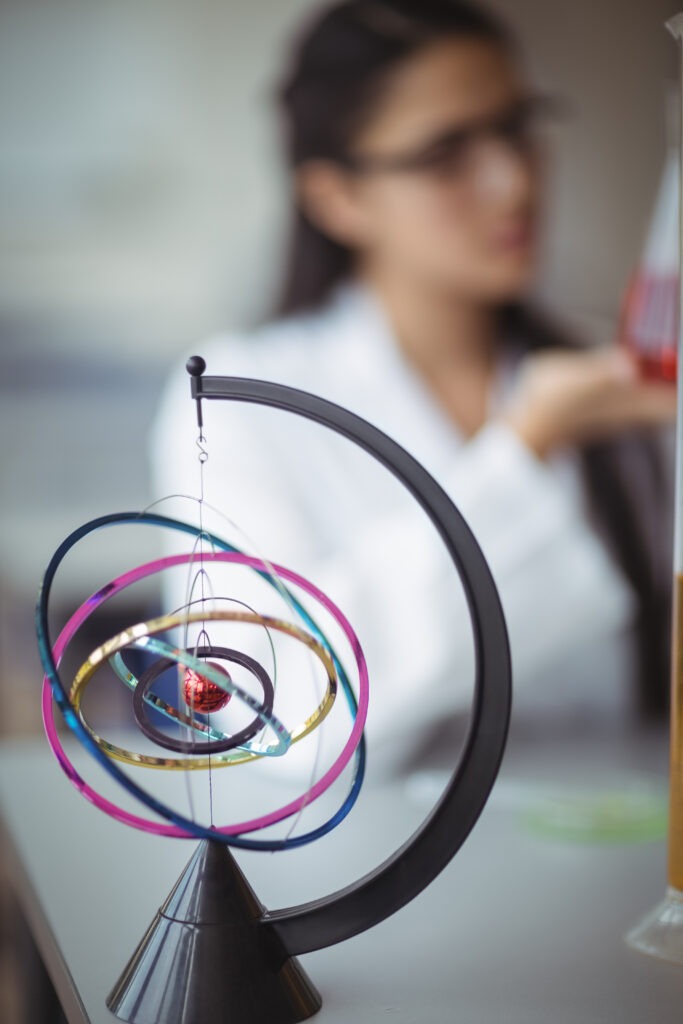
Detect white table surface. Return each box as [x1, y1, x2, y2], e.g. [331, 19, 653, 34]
[1, 723, 682, 1023]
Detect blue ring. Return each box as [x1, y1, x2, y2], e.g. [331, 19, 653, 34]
[36, 511, 366, 851]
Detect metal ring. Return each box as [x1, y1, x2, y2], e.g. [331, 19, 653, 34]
[133, 645, 275, 755]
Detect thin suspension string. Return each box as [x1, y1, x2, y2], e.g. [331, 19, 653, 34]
[144, 473, 334, 842]
[177, 469, 215, 824]
[196, 427, 216, 827]
[179, 531, 217, 824]
[150, 489, 332, 842]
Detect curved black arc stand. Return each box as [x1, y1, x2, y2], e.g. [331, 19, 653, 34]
[188, 361, 512, 956]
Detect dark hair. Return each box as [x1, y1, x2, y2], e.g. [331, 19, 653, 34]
[276, 0, 515, 316]
[274, 0, 671, 719]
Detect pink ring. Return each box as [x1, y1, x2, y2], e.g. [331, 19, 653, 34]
[42, 551, 368, 837]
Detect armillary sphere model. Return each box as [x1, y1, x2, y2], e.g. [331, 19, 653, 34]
[36, 355, 512, 1024]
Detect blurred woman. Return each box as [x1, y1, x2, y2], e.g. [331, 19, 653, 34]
[152, 0, 675, 770]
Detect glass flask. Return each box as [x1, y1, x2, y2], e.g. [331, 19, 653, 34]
[625, 12, 683, 964]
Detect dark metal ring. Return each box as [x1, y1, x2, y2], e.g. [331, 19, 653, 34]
[133, 645, 275, 755]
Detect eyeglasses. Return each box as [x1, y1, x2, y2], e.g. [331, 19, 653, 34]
[341, 93, 568, 179]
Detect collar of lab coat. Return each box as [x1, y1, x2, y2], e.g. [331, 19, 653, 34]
[297, 278, 517, 481]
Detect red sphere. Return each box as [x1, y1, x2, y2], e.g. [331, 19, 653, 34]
[182, 662, 232, 714]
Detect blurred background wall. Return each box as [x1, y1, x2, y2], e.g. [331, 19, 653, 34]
[0, 0, 680, 733]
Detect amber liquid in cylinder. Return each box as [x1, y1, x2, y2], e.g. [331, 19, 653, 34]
[669, 574, 683, 890]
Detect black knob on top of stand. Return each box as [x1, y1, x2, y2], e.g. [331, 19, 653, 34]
[186, 355, 206, 377]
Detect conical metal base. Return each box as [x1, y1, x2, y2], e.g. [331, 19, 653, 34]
[107, 840, 322, 1024]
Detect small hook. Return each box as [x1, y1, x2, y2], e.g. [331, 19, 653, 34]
[196, 434, 209, 464]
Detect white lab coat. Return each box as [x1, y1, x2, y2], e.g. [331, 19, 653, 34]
[150, 282, 636, 775]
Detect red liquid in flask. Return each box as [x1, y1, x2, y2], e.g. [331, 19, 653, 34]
[620, 272, 678, 383]
[636, 347, 678, 382]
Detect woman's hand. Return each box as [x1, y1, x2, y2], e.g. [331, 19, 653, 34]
[502, 347, 677, 458]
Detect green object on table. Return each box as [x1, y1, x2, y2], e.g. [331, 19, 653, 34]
[523, 786, 668, 843]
